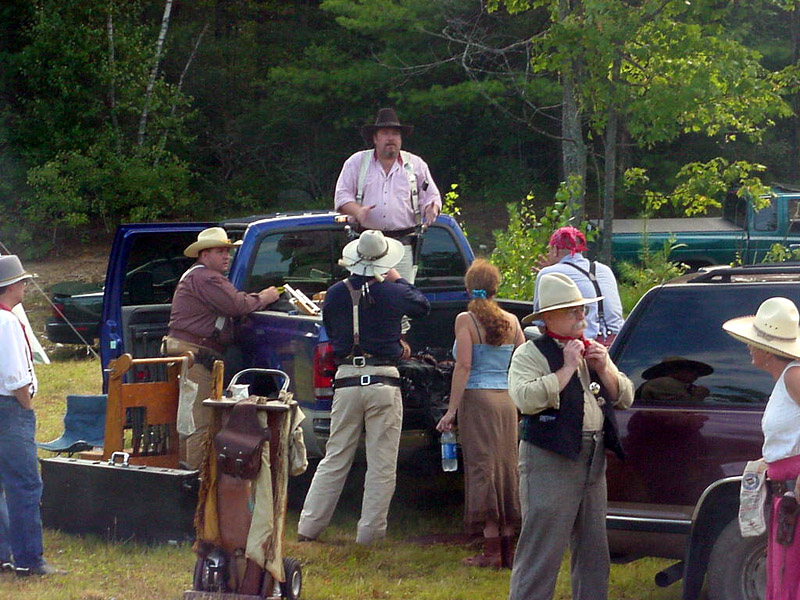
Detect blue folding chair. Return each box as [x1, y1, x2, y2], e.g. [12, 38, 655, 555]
[37, 395, 107, 455]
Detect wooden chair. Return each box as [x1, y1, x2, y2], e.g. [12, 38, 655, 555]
[99, 352, 193, 468]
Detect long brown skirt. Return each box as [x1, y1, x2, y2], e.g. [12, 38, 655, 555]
[459, 388, 521, 534]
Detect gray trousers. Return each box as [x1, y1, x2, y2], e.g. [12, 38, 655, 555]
[509, 433, 610, 600]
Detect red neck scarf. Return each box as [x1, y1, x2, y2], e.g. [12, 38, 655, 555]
[546, 330, 591, 350]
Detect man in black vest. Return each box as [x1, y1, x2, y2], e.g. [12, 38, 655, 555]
[508, 272, 633, 600]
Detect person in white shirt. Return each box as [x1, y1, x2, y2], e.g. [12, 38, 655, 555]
[0, 255, 64, 577]
[723, 297, 800, 600]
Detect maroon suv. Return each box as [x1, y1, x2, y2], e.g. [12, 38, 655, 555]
[605, 265, 800, 600]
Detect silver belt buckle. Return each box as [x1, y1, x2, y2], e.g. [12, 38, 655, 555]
[360, 375, 371, 386]
[352, 356, 366, 367]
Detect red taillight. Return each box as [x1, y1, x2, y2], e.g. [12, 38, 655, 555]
[313, 342, 336, 397]
[52, 302, 65, 319]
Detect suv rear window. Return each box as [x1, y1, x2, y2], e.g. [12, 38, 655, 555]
[613, 284, 800, 405]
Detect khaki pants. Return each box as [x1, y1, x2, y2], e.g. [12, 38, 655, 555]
[163, 336, 217, 470]
[297, 365, 402, 544]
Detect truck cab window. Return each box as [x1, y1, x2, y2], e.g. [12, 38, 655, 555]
[123, 234, 197, 306]
[752, 197, 778, 232]
[246, 229, 349, 295]
[415, 225, 469, 287]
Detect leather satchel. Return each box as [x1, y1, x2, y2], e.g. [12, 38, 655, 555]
[214, 400, 271, 480]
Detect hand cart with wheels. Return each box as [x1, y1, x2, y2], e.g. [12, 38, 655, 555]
[184, 368, 303, 600]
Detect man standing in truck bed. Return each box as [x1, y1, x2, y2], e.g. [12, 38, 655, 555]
[334, 108, 441, 333]
[298, 230, 430, 544]
[164, 227, 280, 469]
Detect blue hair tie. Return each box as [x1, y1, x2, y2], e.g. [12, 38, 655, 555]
[471, 289, 487, 299]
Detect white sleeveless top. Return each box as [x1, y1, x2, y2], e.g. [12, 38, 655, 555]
[762, 360, 800, 463]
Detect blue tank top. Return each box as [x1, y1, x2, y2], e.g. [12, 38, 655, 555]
[453, 340, 514, 390]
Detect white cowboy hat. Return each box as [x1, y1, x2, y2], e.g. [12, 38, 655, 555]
[339, 230, 405, 278]
[184, 227, 243, 258]
[521, 272, 601, 325]
[723, 297, 800, 360]
[0, 255, 36, 287]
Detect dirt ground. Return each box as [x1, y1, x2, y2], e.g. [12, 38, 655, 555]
[21, 244, 109, 352]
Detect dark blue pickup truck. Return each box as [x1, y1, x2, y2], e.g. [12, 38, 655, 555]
[97, 212, 529, 457]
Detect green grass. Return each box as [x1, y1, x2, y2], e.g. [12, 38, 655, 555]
[1, 357, 684, 599]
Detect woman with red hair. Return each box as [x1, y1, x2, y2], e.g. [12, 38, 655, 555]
[437, 259, 525, 569]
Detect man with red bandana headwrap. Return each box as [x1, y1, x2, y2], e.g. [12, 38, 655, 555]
[531, 227, 623, 345]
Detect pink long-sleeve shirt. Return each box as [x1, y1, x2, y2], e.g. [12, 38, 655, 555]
[334, 150, 441, 231]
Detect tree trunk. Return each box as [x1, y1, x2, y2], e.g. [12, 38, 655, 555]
[559, 0, 586, 220]
[137, 0, 173, 147]
[791, 8, 800, 182]
[601, 106, 618, 264]
[106, 3, 120, 150]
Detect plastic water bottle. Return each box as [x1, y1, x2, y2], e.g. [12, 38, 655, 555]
[440, 431, 458, 472]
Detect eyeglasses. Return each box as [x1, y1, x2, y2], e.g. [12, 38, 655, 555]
[559, 305, 589, 317]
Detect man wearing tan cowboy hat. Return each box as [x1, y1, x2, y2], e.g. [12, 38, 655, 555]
[164, 227, 281, 469]
[298, 230, 430, 545]
[334, 108, 441, 333]
[0, 256, 65, 576]
[508, 272, 633, 600]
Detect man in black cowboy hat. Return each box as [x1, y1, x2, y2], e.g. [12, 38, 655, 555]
[638, 356, 713, 401]
[297, 230, 430, 545]
[334, 108, 441, 304]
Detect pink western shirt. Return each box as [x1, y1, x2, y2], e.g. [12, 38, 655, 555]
[334, 150, 441, 231]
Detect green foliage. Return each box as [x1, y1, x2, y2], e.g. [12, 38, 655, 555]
[623, 159, 769, 217]
[27, 143, 195, 239]
[762, 242, 800, 263]
[616, 239, 688, 313]
[441, 183, 468, 239]
[492, 178, 596, 300]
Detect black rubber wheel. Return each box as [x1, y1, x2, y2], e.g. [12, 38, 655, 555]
[281, 557, 302, 600]
[706, 519, 767, 600]
[192, 556, 204, 591]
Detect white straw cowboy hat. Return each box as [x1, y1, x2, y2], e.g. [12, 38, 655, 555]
[0, 255, 36, 287]
[723, 297, 800, 360]
[521, 272, 602, 325]
[339, 230, 404, 279]
[184, 227, 243, 258]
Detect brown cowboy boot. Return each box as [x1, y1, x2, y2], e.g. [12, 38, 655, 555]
[461, 537, 502, 569]
[500, 535, 517, 570]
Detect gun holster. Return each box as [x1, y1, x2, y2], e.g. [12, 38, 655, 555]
[777, 493, 799, 546]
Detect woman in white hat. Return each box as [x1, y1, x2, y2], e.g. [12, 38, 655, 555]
[723, 297, 800, 600]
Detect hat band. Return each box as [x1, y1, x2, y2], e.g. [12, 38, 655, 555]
[356, 242, 390, 263]
[754, 323, 797, 343]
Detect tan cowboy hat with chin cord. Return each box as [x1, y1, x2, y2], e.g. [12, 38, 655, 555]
[521, 272, 601, 325]
[723, 296, 800, 360]
[184, 227, 243, 258]
[339, 230, 405, 279]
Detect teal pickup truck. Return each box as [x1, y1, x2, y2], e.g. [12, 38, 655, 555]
[609, 185, 800, 268]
